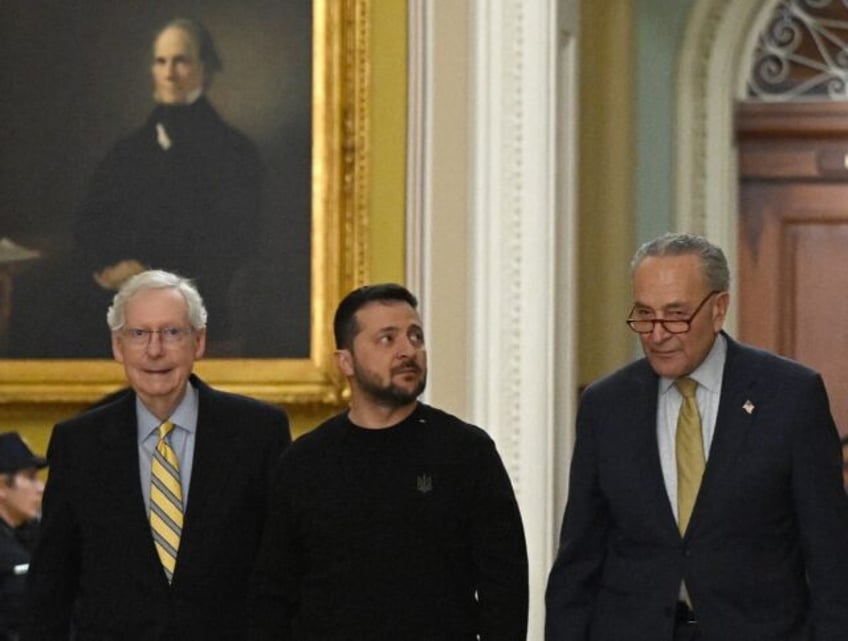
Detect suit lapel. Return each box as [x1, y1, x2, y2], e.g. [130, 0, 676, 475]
[96, 395, 167, 580]
[97, 396, 147, 523]
[626, 362, 682, 537]
[178, 379, 240, 554]
[688, 335, 759, 534]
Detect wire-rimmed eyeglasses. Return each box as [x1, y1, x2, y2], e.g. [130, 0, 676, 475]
[626, 290, 721, 335]
[119, 327, 193, 347]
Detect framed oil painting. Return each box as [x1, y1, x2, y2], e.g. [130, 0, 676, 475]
[0, 0, 369, 406]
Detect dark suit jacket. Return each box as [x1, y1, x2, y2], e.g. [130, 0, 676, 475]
[545, 334, 848, 641]
[22, 375, 291, 641]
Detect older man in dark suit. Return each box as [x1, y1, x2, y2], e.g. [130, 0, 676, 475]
[545, 233, 848, 641]
[22, 269, 291, 640]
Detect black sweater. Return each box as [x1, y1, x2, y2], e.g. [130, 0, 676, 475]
[250, 403, 528, 641]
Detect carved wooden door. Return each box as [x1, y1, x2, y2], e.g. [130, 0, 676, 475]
[738, 101, 848, 435]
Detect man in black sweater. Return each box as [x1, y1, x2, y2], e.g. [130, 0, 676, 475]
[249, 283, 529, 640]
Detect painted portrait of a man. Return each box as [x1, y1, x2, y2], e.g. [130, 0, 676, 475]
[0, 2, 312, 359]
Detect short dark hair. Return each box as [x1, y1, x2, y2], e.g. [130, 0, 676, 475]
[333, 284, 418, 350]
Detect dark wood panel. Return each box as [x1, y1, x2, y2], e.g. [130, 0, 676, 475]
[738, 181, 848, 433]
[739, 140, 848, 180]
[737, 101, 848, 140]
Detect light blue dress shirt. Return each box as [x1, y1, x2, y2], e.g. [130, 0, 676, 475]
[137, 383, 199, 514]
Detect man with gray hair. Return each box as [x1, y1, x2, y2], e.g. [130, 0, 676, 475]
[545, 233, 848, 641]
[22, 270, 291, 640]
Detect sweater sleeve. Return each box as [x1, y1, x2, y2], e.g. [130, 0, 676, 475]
[468, 436, 529, 641]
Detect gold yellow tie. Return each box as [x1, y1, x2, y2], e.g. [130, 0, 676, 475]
[675, 378, 704, 535]
[150, 420, 183, 582]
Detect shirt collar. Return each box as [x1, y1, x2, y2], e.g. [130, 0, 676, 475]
[153, 88, 204, 106]
[136, 382, 200, 442]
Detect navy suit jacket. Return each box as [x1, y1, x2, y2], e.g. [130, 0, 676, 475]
[22, 375, 291, 641]
[546, 334, 848, 641]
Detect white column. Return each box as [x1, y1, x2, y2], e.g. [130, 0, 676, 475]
[408, 2, 580, 638]
[468, 1, 578, 638]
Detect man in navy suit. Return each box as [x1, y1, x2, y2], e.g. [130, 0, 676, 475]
[22, 270, 291, 640]
[545, 233, 848, 641]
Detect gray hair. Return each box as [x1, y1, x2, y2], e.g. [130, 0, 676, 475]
[630, 232, 730, 291]
[106, 270, 207, 331]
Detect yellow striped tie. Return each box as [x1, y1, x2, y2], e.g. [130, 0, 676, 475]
[675, 378, 704, 535]
[150, 420, 183, 582]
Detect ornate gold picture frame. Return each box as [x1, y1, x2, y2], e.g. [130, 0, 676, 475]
[0, 0, 368, 408]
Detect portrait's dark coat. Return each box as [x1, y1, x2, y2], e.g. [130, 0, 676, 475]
[73, 97, 263, 341]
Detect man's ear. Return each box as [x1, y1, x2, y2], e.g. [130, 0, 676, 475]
[112, 332, 125, 364]
[712, 291, 730, 333]
[334, 349, 354, 377]
[193, 328, 207, 360]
